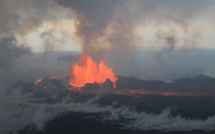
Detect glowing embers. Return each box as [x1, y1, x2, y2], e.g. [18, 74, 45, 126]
[35, 79, 42, 85]
[68, 52, 118, 88]
[34, 76, 55, 86]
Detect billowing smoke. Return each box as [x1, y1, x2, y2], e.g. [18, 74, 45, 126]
[0, 1, 215, 133]
[0, 0, 72, 86]
[55, 0, 122, 51]
[0, 36, 31, 89]
[0, 0, 65, 36]
[1, 0, 214, 51]
[53, 0, 215, 79]
[0, 37, 30, 70]
[0, 0, 214, 81]
[0, 0, 72, 53]
[153, 30, 177, 65]
[54, 0, 214, 51]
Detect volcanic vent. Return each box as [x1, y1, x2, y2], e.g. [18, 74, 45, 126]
[68, 52, 118, 88]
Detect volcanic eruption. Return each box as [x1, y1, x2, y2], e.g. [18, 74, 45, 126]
[68, 52, 118, 88]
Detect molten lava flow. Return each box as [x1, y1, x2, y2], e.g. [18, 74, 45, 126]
[68, 52, 118, 87]
[35, 79, 42, 85]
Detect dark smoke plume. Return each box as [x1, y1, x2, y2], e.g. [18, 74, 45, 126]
[55, 0, 122, 51]
[55, 0, 214, 52]
[0, 36, 31, 89]
[0, 0, 65, 36]
[0, 37, 30, 70]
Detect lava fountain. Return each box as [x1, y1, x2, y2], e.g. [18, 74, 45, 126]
[68, 52, 118, 88]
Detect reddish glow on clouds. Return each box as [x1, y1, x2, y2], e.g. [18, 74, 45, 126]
[68, 52, 118, 87]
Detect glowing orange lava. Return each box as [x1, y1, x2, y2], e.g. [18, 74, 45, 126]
[68, 52, 118, 88]
[35, 79, 42, 85]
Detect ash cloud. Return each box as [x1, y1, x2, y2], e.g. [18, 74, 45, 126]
[0, 0, 65, 36]
[0, 0, 214, 81]
[0, 36, 31, 88]
[0, 0, 69, 86]
[0, 0, 70, 54]
[0, 1, 215, 132]
[0, 0, 214, 52]
[153, 29, 177, 65]
[54, 0, 214, 51]
[55, 0, 122, 51]
[0, 37, 30, 70]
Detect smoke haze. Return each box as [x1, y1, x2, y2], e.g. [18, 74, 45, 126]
[0, 0, 214, 82]
[0, 1, 215, 133]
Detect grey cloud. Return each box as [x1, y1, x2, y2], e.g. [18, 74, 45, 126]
[40, 29, 67, 52]
[55, 0, 122, 51]
[0, 36, 31, 70]
[153, 29, 177, 65]
[54, 0, 215, 52]
[0, 0, 66, 36]
[0, 36, 31, 92]
[0, 0, 214, 52]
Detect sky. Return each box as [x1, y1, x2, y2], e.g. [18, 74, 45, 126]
[0, 0, 215, 53]
[1, 0, 215, 84]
